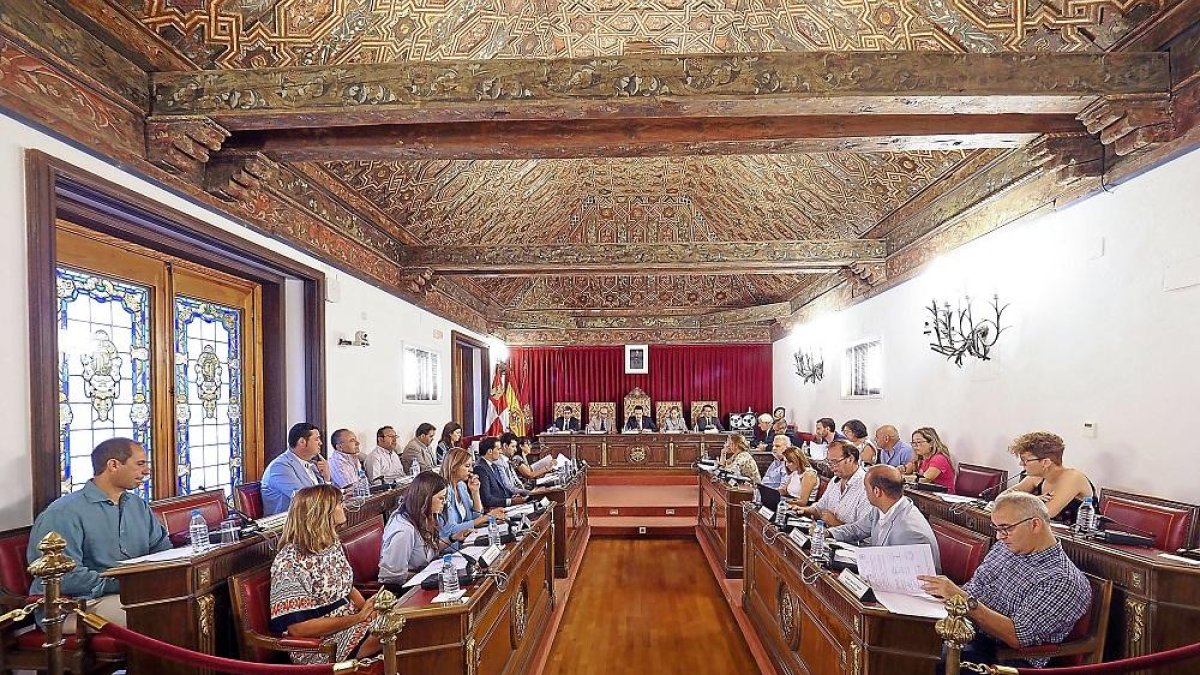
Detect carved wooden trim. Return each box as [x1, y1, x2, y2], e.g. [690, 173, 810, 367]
[1028, 132, 1106, 185]
[1078, 94, 1174, 156]
[146, 116, 229, 182]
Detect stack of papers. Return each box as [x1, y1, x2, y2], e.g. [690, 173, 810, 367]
[113, 546, 202, 566]
[530, 455, 556, 473]
[937, 494, 981, 504]
[505, 502, 536, 518]
[403, 553, 471, 588]
[855, 544, 946, 619]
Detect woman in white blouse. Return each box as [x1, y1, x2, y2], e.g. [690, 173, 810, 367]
[781, 447, 819, 505]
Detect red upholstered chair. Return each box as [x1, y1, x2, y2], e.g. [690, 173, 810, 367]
[235, 482, 264, 520]
[340, 516, 384, 596]
[229, 564, 332, 663]
[0, 527, 124, 674]
[1098, 489, 1197, 551]
[997, 573, 1112, 666]
[149, 489, 229, 547]
[930, 518, 990, 585]
[815, 476, 830, 501]
[955, 463, 1008, 500]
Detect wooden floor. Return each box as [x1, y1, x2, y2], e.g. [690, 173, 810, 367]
[542, 539, 760, 675]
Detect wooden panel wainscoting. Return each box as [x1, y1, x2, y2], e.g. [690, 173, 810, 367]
[540, 432, 731, 473]
[541, 469, 590, 578]
[697, 471, 753, 578]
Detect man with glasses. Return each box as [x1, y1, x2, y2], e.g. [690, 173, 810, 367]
[1003, 431, 1096, 523]
[919, 492, 1090, 670]
[795, 440, 870, 526]
[364, 425, 405, 484]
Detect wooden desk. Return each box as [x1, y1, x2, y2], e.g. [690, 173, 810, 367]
[539, 432, 730, 472]
[697, 470, 753, 578]
[743, 509, 941, 675]
[907, 489, 1200, 675]
[391, 513, 555, 675]
[105, 487, 403, 675]
[539, 469, 590, 579]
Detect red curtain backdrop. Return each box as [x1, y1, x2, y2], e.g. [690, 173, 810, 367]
[509, 344, 772, 431]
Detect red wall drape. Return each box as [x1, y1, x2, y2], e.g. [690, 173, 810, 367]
[509, 344, 772, 431]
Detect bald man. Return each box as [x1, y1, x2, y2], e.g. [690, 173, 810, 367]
[829, 465, 941, 571]
[874, 425, 914, 468]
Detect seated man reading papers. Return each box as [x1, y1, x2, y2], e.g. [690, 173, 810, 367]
[919, 492, 1090, 670]
[794, 440, 871, 526]
[828, 465, 941, 572]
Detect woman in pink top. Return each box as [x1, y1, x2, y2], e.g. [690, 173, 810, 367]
[904, 427, 956, 493]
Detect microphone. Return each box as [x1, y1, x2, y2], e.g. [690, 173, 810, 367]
[1094, 513, 1158, 540]
[979, 471, 1026, 501]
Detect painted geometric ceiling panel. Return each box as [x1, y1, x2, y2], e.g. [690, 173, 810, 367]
[323, 151, 969, 245]
[126, 0, 1174, 68]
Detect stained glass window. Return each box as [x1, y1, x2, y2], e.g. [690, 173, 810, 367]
[174, 296, 244, 497]
[56, 267, 153, 499]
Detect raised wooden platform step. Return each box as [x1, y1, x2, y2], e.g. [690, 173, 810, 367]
[590, 516, 697, 538]
[587, 472, 698, 486]
[587, 484, 698, 518]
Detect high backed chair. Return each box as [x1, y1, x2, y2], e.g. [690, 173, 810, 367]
[0, 527, 124, 674]
[689, 400, 719, 428]
[622, 388, 651, 423]
[1098, 489, 1198, 551]
[955, 464, 1008, 500]
[150, 489, 229, 547]
[552, 402, 581, 430]
[930, 517, 990, 585]
[340, 516, 384, 596]
[235, 482, 264, 520]
[229, 564, 333, 663]
[655, 401, 683, 429]
[996, 573, 1113, 666]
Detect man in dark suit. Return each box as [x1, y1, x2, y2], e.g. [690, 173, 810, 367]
[624, 405, 657, 432]
[695, 404, 724, 432]
[475, 437, 528, 508]
[552, 406, 581, 432]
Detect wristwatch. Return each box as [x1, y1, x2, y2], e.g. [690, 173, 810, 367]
[965, 595, 979, 611]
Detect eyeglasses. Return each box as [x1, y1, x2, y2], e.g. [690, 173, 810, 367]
[827, 455, 849, 466]
[1018, 456, 1045, 466]
[993, 517, 1035, 537]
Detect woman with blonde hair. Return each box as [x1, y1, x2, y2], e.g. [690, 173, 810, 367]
[781, 447, 819, 505]
[440, 448, 508, 544]
[720, 433, 762, 483]
[269, 485, 381, 664]
[903, 427, 957, 493]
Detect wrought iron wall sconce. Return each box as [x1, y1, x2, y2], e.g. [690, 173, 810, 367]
[923, 294, 1009, 367]
[793, 347, 824, 384]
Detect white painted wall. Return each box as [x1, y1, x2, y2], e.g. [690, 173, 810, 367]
[0, 112, 486, 529]
[774, 147, 1200, 504]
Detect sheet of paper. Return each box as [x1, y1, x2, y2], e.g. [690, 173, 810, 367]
[459, 545, 489, 559]
[431, 590, 467, 603]
[403, 553, 471, 588]
[1159, 553, 1200, 566]
[855, 544, 938, 596]
[113, 546, 200, 566]
[834, 549, 857, 565]
[530, 455, 555, 472]
[873, 590, 947, 619]
[554, 454, 572, 468]
[830, 541, 860, 553]
[937, 493, 980, 504]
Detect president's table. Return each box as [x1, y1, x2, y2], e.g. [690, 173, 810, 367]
[743, 509, 941, 675]
[539, 431, 731, 472]
[104, 487, 404, 675]
[389, 512, 556, 674]
[908, 488, 1200, 675]
[697, 469, 753, 578]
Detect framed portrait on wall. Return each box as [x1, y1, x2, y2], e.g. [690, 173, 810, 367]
[625, 344, 649, 374]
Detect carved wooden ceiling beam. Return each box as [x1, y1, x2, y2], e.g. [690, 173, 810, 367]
[227, 114, 1082, 161]
[400, 240, 885, 275]
[151, 52, 1168, 130]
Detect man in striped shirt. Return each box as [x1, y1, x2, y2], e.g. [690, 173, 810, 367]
[920, 491, 1091, 670]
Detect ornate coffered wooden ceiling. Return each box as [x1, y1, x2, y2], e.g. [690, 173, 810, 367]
[5, 1, 1198, 344]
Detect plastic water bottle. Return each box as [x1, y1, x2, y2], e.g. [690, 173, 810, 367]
[410, 460, 420, 477]
[487, 516, 501, 547]
[775, 503, 788, 527]
[439, 554, 459, 595]
[189, 509, 210, 553]
[354, 468, 369, 500]
[811, 519, 829, 564]
[1075, 497, 1096, 535]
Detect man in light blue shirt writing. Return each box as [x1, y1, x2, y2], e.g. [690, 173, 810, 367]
[28, 437, 171, 628]
[874, 425, 914, 468]
[262, 422, 330, 515]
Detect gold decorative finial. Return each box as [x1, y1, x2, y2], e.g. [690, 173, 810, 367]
[28, 532, 77, 578]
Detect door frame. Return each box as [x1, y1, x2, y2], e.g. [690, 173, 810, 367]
[450, 331, 490, 435]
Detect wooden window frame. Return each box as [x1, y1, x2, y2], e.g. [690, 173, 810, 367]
[26, 150, 326, 516]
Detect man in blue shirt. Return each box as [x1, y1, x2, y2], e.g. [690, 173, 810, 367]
[28, 438, 171, 628]
[874, 425, 914, 468]
[261, 422, 330, 515]
[761, 435, 790, 489]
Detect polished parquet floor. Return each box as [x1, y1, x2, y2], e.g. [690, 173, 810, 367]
[543, 539, 760, 675]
